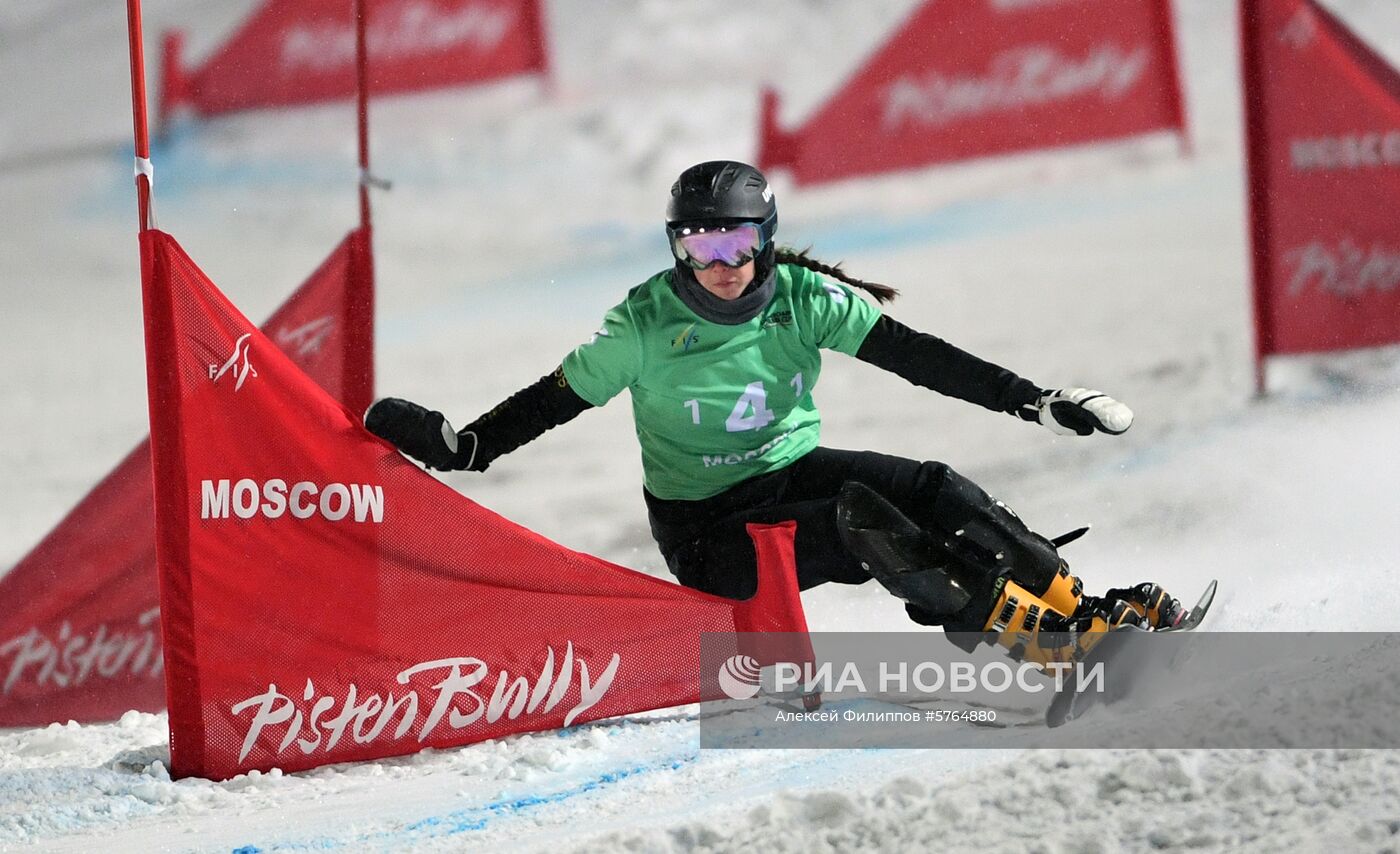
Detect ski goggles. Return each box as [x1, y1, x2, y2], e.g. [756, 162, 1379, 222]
[667, 218, 771, 269]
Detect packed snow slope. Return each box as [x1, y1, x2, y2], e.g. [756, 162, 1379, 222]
[3, 0, 1400, 851]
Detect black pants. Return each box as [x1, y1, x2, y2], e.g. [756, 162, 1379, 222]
[645, 447, 1061, 623]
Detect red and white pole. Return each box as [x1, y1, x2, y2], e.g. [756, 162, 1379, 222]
[348, 0, 378, 411]
[355, 0, 372, 231]
[125, 0, 153, 231]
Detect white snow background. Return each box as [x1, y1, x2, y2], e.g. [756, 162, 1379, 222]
[3, 0, 1400, 851]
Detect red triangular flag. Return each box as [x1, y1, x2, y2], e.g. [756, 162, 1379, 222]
[138, 230, 808, 781]
[160, 0, 549, 123]
[760, 0, 1186, 185]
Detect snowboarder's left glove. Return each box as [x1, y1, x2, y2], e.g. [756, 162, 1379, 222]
[363, 397, 475, 470]
[1025, 388, 1133, 437]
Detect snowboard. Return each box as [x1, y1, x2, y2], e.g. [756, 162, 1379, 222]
[1045, 579, 1217, 728]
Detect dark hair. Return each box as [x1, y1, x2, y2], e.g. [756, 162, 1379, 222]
[775, 246, 899, 303]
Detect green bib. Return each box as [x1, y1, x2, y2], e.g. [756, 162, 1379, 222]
[562, 263, 882, 500]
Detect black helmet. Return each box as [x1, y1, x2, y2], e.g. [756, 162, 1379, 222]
[667, 160, 777, 232]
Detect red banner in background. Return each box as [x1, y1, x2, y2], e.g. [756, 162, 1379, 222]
[160, 0, 548, 124]
[1242, 0, 1400, 366]
[0, 229, 373, 728]
[760, 0, 1187, 186]
[138, 229, 810, 781]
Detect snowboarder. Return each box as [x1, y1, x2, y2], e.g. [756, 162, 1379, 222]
[365, 160, 1183, 670]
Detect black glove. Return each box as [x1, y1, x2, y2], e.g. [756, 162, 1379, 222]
[1022, 388, 1134, 436]
[363, 398, 475, 470]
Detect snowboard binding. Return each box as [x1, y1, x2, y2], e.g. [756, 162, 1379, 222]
[833, 481, 1188, 669]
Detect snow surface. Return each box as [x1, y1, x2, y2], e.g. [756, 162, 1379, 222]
[4, 0, 1400, 851]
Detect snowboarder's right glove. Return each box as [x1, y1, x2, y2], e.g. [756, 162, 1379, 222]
[363, 397, 476, 471]
[1026, 388, 1134, 437]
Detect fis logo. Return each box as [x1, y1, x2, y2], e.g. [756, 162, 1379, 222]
[671, 324, 699, 352]
[211, 333, 258, 391]
[274, 316, 335, 359]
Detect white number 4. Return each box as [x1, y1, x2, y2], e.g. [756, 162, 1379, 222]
[725, 381, 776, 432]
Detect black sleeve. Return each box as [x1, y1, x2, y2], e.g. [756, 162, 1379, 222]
[455, 366, 592, 471]
[854, 315, 1042, 416]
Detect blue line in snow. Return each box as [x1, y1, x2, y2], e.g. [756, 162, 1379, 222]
[403, 757, 694, 838]
[237, 753, 696, 852]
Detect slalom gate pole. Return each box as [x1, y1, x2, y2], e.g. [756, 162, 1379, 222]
[1157, 0, 1194, 159]
[1238, 0, 1270, 398]
[349, 0, 378, 410]
[355, 0, 372, 231]
[125, 0, 153, 231]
